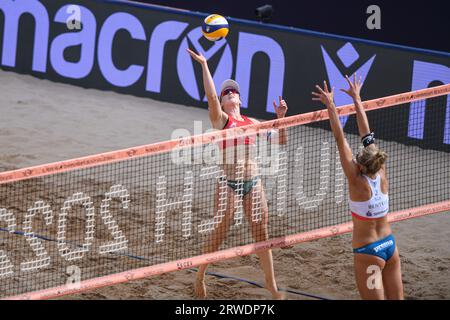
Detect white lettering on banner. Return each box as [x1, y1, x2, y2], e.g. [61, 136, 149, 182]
[153, 140, 346, 239]
[99, 185, 130, 254]
[182, 172, 193, 238]
[0, 208, 16, 278]
[295, 142, 330, 210]
[0, 138, 378, 278]
[0, 187, 132, 277]
[233, 160, 245, 226]
[251, 174, 263, 222]
[20, 201, 53, 272]
[197, 167, 228, 233]
[155, 176, 167, 243]
[155, 173, 194, 243]
[275, 151, 288, 217]
[335, 149, 345, 204]
[58, 192, 95, 261]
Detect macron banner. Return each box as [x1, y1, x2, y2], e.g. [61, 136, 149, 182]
[0, 0, 449, 151]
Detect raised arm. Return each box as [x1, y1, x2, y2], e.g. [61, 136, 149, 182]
[312, 81, 360, 181]
[341, 74, 371, 138]
[341, 74, 385, 171]
[187, 49, 227, 129]
[272, 96, 288, 145]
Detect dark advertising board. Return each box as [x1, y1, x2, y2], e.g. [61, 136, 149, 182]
[0, 0, 449, 151]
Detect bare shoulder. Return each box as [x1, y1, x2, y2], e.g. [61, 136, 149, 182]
[349, 172, 366, 188]
[348, 173, 369, 198]
[211, 113, 229, 130]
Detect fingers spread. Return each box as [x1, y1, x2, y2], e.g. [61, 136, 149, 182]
[345, 74, 352, 87]
[315, 85, 325, 93]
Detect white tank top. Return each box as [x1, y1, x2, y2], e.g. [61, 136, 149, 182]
[349, 174, 389, 220]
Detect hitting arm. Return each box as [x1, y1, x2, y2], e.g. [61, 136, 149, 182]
[313, 81, 360, 180]
[341, 74, 371, 138]
[186, 49, 227, 129]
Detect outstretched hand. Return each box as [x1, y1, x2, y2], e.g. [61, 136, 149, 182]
[186, 48, 207, 66]
[312, 81, 334, 107]
[341, 74, 362, 101]
[273, 96, 288, 118]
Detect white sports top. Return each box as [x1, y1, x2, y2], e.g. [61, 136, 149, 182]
[349, 174, 389, 220]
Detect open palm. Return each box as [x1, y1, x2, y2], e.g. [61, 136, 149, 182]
[186, 48, 207, 65]
[341, 74, 362, 100]
[312, 81, 334, 106]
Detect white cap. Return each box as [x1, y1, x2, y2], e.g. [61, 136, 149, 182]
[220, 79, 240, 95]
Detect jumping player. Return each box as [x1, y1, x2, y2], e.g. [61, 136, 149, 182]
[187, 48, 287, 299]
[312, 75, 404, 299]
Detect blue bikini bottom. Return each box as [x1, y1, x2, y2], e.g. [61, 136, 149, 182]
[353, 234, 396, 262]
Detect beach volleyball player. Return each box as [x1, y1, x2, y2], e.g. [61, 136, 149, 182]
[312, 75, 404, 299]
[187, 48, 287, 299]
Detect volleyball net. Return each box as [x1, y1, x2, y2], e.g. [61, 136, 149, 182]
[1, 84, 449, 300]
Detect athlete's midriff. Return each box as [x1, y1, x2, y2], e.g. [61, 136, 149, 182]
[219, 114, 259, 180]
[221, 145, 259, 180]
[352, 215, 392, 248]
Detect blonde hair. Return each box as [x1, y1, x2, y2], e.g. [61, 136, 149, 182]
[356, 146, 387, 175]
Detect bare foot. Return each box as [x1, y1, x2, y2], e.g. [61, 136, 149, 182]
[265, 284, 286, 300]
[194, 277, 207, 299]
[272, 291, 286, 300]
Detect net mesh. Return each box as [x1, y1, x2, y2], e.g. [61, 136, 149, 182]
[0, 88, 449, 298]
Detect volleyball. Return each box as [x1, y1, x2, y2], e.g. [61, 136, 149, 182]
[202, 14, 229, 41]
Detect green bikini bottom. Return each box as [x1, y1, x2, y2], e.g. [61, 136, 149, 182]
[220, 176, 260, 197]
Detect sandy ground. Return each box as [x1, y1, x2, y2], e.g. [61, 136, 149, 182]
[0, 70, 449, 300]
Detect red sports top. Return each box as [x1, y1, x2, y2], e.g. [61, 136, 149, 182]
[220, 114, 256, 149]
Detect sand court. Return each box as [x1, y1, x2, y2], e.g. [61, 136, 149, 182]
[0, 70, 449, 300]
